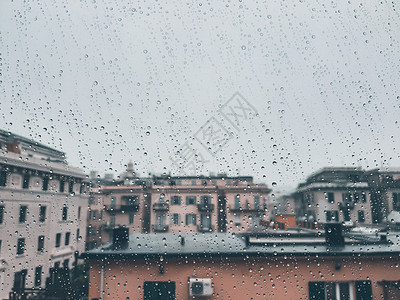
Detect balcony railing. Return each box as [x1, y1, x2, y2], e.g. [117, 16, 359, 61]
[197, 225, 214, 232]
[104, 204, 139, 212]
[103, 222, 116, 230]
[153, 202, 170, 211]
[152, 224, 169, 232]
[229, 206, 265, 213]
[197, 203, 215, 212]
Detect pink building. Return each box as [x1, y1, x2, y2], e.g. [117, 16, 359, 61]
[84, 226, 400, 299]
[86, 164, 271, 247]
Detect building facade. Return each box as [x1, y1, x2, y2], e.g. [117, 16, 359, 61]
[293, 167, 373, 226]
[86, 164, 271, 247]
[84, 228, 400, 300]
[0, 130, 89, 299]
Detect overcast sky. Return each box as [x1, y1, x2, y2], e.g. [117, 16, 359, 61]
[1, 0, 399, 191]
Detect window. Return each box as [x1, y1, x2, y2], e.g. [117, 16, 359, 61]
[111, 197, 116, 208]
[234, 194, 240, 209]
[19, 205, 27, 223]
[361, 192, 367, 203]
[159, 194, 165, 203]
[65, 232, 71, 246]
[68, 181, 74, 193]
[226, 180, 231, 186]
[186, 196, 196, 205]
[254, 195, 260, 210]
[0, 205, 4, 224]
[171, 195, 181, 205]
[191, 180, 197, 186]
[17, 238, 25, 255]
[39, 206, 46, 222]
[327, 192, 334, 203]
[0, 170, 7, 186]
[358, 210, 365, 223]
[42, 176, 49, 191]
[63, 259, 69, 269]
[110, 214, 116, 227]
[200, 214, 211, 229]
[144, 281, 175, 300]
[185, 214, 196, 225]
[76, 229, 80, 241]
[59, 180, 65, 192]
[171, 213, 180, 225]
[34, 266, 42, 287]
[235, 214, 241, 226]
[211, 180, 217, 185]
[55, 233, 61, 248]
[22, 174, 30, 189]
[393, 193, 400, 211]
[309, 281, 372, 300]
[62, 206, 68, 221]
[200, 196, 211, 206]
[37, 235, 44, 252]
[325, 210, 339, 222]
[354, 192, 360, 203]
[155, 214, 166, 226]
[129, 213, 134, 224]
[78, 206, 81, 219]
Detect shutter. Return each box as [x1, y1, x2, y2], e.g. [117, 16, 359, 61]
[309, 282, 325, 300]
[355, 280, 372, 300]
[185, 214, 189, 225]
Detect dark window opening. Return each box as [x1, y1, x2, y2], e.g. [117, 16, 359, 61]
[17, 238, 25, 255]
[0, 170, 7, 186]
[42, 176, 49, 191]
[19, 205, 27, 223]
[55, 233, 61, 248]
[65, 232, 70, 246]
[62, 206, 68, 221]
[37, 235, 44, 252]
[0, 205, 4, 224]
[39, 206, 46, 222]
[34, 266, 42, 287]
[59, 180, 65, 192]
[22, 174, 30, 189]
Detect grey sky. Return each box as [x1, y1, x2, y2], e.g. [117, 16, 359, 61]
[1, 0, 399, 191]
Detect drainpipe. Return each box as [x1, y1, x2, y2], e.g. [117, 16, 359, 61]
[100, 260, 104, 300]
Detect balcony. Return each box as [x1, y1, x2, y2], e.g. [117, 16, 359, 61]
[104, 204, 139, 212]
[153, 202, 170, 211]
[197, 203, 215, 212]
[197, 225, 214, 233]
[103, 222, 116, 230]
[229, 205, 265, 213]
[152, 224, 169, 232]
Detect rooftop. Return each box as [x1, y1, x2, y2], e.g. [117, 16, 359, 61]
[84, 230, 400, 259]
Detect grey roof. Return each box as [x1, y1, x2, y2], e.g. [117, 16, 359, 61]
[84, 231, 400, 259]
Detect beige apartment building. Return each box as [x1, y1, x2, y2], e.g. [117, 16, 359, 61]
[87, 163, 271, 247]
[293, 167, 373, 226]
[0, 130, 88, 299]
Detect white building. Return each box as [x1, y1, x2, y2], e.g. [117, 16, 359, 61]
[0, 130, 88, 299]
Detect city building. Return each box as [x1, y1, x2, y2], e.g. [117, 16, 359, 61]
[292, 167, 373, 227]
[86, 163, 271, 248]
[367, 168, 400, 223]
[0, 130, 89, 299]
[84, 225, 400, 299]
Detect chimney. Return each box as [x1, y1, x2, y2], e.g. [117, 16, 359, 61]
[113, 227, 129, 249]
[325, 223, 344, 247]
[6, 136, 21, 154]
